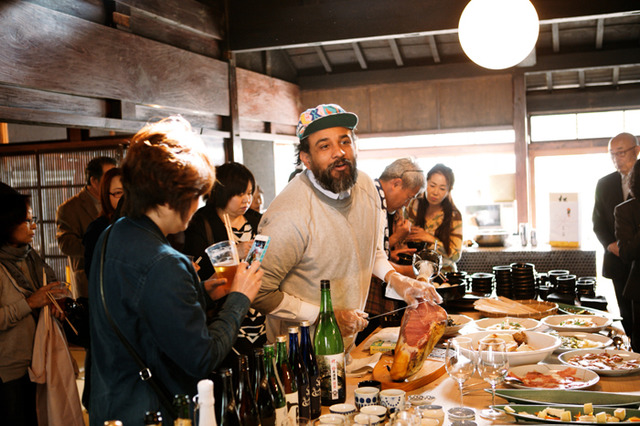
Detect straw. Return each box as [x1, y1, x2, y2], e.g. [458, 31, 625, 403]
[195, 256, 202, 265]
[222, 213, 240, 264]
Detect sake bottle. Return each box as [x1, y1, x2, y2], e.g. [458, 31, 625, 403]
[288, 326, 310, 423]
[196, 379, 217, 426]
[263, 344, 287, 426]
[173, 394, 192, 426]
[217, 368, 240, 426]
[313, 280, 346, 405]
[300, 320, 321, 420]
[238, 355, 261, 426]
[276, 335, 299, 426]
[253, 348, 276, 426]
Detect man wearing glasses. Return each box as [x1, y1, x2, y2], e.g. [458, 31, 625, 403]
[593, 132, 639, 336]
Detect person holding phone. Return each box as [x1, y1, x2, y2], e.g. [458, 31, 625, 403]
[182, 161, 266, 364]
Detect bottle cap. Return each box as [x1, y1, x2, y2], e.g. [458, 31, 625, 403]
[276, 335, 287, 342]
[288, 326, 300, 333]
[197, 379, 214, 405]
[300, 320, 310, 327]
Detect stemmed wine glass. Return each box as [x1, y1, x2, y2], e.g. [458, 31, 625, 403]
[477, 338, 509, 420]
[445, 337, 476, 420]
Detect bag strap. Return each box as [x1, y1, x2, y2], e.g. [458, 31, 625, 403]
[99, 226, 178, 419]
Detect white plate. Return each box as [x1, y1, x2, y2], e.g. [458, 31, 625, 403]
[460, 330, 560, 366]
[553, 332, 613, 353]
[444, 314, 473, 336]
[506, 363, 599, 390]
[540, 314, 611, 332]
[558, 349, 640, 376]
[474, 316, 540, 331]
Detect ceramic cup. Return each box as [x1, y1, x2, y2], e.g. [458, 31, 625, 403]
[360, 405, 387, 421]
[353, 413, 381, 425]
[329, 403, 356, 417]
[379, 389, 406, 413]
[354, 386, 380, 409]
[318, 413, 346, 425]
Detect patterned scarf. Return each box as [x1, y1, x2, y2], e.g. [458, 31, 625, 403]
[0, 244, 56, 296]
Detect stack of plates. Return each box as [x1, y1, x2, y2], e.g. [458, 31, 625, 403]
[510, 263, 536, 300]
[445, 271, 468, 290]
[493, 265, 512, 298]
[470, 272, 494, 295]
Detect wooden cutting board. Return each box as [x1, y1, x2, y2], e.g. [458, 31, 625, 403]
[372, 354, 446, 391]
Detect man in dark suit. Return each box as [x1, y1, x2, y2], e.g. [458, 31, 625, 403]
[614, 157, 640, 352]
[593, 132, 639, 336]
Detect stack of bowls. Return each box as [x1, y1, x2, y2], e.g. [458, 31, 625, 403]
[510, 262, 536, 300]
[576, 276, 597, 298]
[555, 274, 577, 297]
[445, 271, 468, 289]
[492, 265, 512, 298]
[548, 269, 570, 290]
[470, 272, 494, 295]
[537, 272, 552, 300]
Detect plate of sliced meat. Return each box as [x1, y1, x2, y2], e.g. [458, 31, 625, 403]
[558, 349, 640, 376]
[506, 364, 599, 390]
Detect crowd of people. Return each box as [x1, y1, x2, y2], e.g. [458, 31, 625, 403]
[2, 104, 637, 425]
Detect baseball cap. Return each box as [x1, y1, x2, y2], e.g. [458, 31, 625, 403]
[296, 104, 358, 140]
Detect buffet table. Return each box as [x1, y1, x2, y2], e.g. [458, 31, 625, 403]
[336, 310, 640, 425]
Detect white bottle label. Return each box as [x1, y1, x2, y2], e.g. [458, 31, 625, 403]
[275, 406, 287, 426]
[318, 353, 345, 401]
[285, 391, 299, 426]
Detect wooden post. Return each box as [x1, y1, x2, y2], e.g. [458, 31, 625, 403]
[0, 123, 8, 143]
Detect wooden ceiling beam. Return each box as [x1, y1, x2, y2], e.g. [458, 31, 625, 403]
[352, 42, 368, 70]
[388, 39, 404, 67]
[428, 35, 441, 63]
[228, 0, 639, 52]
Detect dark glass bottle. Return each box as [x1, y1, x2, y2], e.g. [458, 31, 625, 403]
[276, 335, 299, 426]
[288, 326, 310, 423]
[300, 320, 321, 420]
[313, 280, 346, 405]
[144, 411, 163, 425]
[253, 348, 276, 426]
[217, 368, 241, 426]
[238, 355, 262, 426]
[172, 394, 192, 426]
[263, 344, 287, 426]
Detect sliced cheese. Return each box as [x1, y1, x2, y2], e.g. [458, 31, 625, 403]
[595, 412, 607, 423]
[584, 403, 593, 415]
[560, 410, 573, 422]
[504, 406, 516, 414]
[579, 415, 597, 423]
[546, 407, 567, 417]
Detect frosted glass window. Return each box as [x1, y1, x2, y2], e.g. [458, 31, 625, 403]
[530, 114, 577, 141]
[577, 111, 624, 139]
[624, 109, 640, 135]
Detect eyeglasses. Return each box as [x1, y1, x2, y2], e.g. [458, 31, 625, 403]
[109, 190, 124, 198]
[609, 146, 637, 159]
[24, 216, 38, 225]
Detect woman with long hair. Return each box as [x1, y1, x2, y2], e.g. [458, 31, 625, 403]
[406, 163, 463, 272]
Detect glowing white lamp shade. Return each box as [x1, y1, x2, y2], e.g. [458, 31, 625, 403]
[458, 0, 540, 70]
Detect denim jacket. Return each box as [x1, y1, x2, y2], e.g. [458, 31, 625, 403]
[88, 216, 249, 425]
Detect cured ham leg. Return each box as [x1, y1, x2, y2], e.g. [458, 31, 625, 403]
[390, 300, 447, 381]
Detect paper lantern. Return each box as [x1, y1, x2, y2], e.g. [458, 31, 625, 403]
[458, 0, 540, 70]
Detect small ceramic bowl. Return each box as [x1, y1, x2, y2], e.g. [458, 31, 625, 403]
[329, 403, 356, 416]
[360, 405, 388, 420]
[354, 413, 381, 425]
[354, 386, 380, 409]
[318, 413, 346, 425]
[379, 389, 406, 413]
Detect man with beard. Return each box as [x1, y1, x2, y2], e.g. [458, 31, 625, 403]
[252, 104, 440, 347]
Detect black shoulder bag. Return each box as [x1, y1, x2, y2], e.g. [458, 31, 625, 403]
[99, 227, 178, 419]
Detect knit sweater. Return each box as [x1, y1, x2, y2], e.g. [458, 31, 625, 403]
[253, 170, 389, 341]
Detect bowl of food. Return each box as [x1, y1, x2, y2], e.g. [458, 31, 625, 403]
[460, 330, 560, 366]
[540, 314, 611, 333]
[444, 314, 473, 337]
[474, 317, 540, 332]
[432, 282, 466, 302]
[553, 332, 613, 353]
